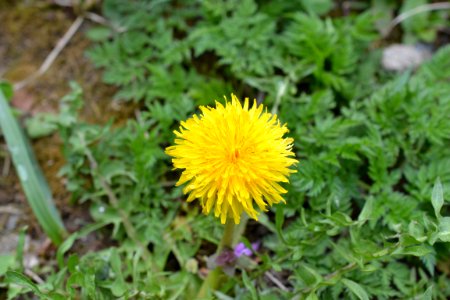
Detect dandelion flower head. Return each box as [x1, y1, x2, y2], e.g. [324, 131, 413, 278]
[165, 94, 298, 224]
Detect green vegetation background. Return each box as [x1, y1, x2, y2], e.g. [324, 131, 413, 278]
[2, 0, 450, 299]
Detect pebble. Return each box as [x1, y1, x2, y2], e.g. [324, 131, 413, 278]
[382, 44, 432, 71]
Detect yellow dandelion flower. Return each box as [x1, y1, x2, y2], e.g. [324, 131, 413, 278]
[165, 94, 298, 224]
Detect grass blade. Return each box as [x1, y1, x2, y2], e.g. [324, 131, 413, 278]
[0, 88, 67, 245]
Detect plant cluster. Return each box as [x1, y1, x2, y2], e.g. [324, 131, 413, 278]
[2, 0, 450, 299]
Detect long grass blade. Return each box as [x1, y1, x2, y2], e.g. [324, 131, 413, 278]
[0, 88, 67, 245]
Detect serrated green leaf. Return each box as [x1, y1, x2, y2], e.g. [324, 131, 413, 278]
[342, 278, 369, 300]
[422, 285, 433, 300]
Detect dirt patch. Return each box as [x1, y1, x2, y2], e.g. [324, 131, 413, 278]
[0, 2, 132, 256]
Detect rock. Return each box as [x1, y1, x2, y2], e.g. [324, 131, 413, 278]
[382, 44, 432, 71]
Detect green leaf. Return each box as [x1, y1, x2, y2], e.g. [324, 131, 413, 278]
[0, 89, 66, 245]
[358, 197, 374, 222]
[341, 279, 369, 300]
[57, 221, 109, 267]
[56, 234, 78, 268]
[422, 285, 433, 300]
[0, 255, 15, 276]
[395, 244, 433, 257]
[275, 205, 288, 244]
[25, 113, 60, 138]
[86, 26, 112, 42]
[6, 271, 45, 297]
[421, 253, 436, 276]
[0, 81, 13, 101]
[297, 264, 323, 287]
[67, 254, 79, 273]
[15, 227, 27, 270]
[400, 0, 429, 36]
[300, 0, 333, 15]
[109, 248, 127, 297]
[242, 270, 258, 300]
[214, 291, 235, 300]
[438, 217, 450, 242]
[432, 177, 444, 219]
[305, 292, 319, 300]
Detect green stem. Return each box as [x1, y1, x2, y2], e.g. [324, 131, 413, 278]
[234, 214, 249, 244]
[196, 267, 223, 299]
[217, 221, 236, 253]
[197, 221, 237, 299]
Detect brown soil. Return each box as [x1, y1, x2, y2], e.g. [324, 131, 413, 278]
[0, 1, 134, 262]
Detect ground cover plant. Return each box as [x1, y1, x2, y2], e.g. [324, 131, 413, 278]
[1, 0, 450, 299]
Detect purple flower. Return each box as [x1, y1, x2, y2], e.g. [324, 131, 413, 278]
[234, 242, 260, 257]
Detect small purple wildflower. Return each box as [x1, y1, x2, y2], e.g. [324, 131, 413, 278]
[234, 242, 260, 257]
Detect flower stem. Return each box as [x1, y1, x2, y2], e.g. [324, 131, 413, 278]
[197, 221, 236, 299]
[196, 267, 223, 299]
[217, 221, 236, 252]
[233, 214, 249, 244]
